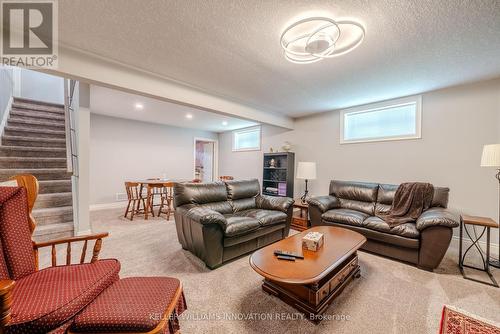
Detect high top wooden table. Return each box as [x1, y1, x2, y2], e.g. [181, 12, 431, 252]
[250, 226, 366, 321]
[128, 179, 187, 219]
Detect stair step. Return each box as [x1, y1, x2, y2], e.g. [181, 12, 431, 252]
[0, 168, 71, 181]
[12, 101, 64, 115]
[10, 109, 65, 122]
[0, 146, 66, 158]
[2, 135, 65, 148]
[8, 118, 65, 131]
[32, 223, 74, 242]
[0, 157, 66, 168]
[13, 97, 64, 109]
[34, 192, 73, 209]
[39, 179, 72, 194]
[33, 206, 73, 226]
[4, 126, 65, 139]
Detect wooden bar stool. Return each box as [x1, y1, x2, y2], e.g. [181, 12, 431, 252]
[158, 182, 174, 220]
[124, 182, 146, 220]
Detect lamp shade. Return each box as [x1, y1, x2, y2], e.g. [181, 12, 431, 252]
[481, 144, 500, 167]
[296, 162, 317, 180]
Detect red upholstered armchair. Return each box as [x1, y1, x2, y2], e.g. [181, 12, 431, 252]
[0, 175, 186, 334]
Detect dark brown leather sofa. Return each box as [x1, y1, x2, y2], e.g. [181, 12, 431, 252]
[173, 179, 294, 269]
[308, 180, 460, 270]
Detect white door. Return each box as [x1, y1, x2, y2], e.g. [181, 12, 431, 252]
[194, 139, 217, 182]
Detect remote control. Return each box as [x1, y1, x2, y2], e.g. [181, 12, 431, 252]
[274, 250, 304, 259]
[277, 255, 295, 261]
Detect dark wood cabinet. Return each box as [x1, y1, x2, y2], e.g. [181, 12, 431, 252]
[262, 152, 294, 198]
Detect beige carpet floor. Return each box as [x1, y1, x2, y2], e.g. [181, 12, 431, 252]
[39, 208, 500, 334]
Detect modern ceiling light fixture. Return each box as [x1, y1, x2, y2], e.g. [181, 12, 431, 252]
[280, 17, 365, 64]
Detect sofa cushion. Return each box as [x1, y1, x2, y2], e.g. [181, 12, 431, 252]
[330, 180, 379, 202]
[234, 209, 287, 227]
[225, 179, 260, 200]
[322, 221, 420, 249]
[377, 184, 398, 205]
[322, 209, 369, 227]
[363, 216, 420, 239]
[431, 187, 449, 208]
[199, 201, 233, 214]
[224, 216, 261, 237]
[71, 277, 186, 333]
[377, 183, 449, 209]
[375, 203, 391, 215]
[231, 198, 256, 212]
[7, 259, 120, 334]
[223, 223, 286, 247]
[0, 187, 36, 280]
[338, 198, 375, 215]
[173, 182, 227, 207]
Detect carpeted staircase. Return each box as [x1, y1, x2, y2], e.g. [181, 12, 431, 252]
[0, 97, 74, 241]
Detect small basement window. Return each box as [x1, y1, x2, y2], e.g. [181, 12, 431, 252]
[340, 96, 422, 144]
[232, 126, 261, 151]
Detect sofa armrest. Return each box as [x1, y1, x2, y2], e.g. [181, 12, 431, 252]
[307, 195, 340, 213]
[185, 207, 227, 229]
[0, 279, 15, 331]
[416, 208, 460, 231]
[256, 195, 294, 213]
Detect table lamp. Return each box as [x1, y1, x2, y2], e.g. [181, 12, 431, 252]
[297, 162, 317, 204]
[481, 143, 500, 268]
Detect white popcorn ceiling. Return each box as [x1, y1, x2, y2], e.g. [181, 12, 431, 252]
[59, 0, 500, 117]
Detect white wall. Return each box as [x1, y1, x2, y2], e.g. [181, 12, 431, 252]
[219, 78, 500, 243]
[90, 114, 217, 205]
[0, 67, 14, 141]
[0, 67, 13, 119]
[16, 69, 64, 104]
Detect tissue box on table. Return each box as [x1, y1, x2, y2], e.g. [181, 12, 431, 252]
[302, 231, 324, 251]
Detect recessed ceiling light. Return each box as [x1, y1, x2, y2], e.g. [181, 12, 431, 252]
[222, 121, 228, 126]
[186, 114, 193, 119]
[280, 17, 365, 64]
[134, 103, 144, 110]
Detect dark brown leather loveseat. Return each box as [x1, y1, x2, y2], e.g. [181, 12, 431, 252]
[308, 180, 460, 270]
[173, 179, 294, 269]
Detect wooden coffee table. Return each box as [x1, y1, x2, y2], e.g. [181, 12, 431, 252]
[250, 226, 366, 321]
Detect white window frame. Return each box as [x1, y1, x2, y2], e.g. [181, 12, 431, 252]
[340, 95, 422, 144]
[232, 125, 261, 152]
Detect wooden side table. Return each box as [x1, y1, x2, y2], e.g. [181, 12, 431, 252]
[459, 215, 498, 287]
[291, 199, 310, 231]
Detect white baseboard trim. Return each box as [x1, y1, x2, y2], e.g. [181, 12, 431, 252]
[75, 229, 93, 236]
[90, 201, 128, 211]
[451, 235, 499, 257]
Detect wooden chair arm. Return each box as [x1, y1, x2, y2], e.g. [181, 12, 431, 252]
[33, 232, 109, 248]
[33, 232, 109, 269]
[0, 280, 15, 333]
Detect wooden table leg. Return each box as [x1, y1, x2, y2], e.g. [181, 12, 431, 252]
[145, 187, 151, 220]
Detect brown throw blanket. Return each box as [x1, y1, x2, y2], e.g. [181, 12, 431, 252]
[377, 182, 434, 227]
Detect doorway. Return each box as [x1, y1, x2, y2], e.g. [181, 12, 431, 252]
[194, 138, 218, 182]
